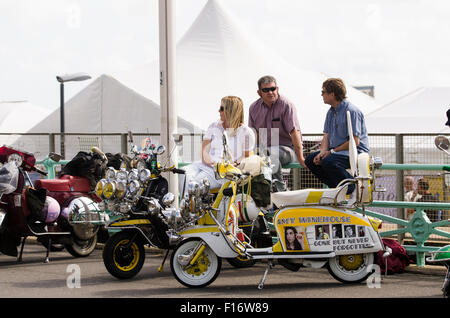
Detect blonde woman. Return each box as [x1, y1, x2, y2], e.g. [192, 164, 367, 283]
[181, 96, 255, 195]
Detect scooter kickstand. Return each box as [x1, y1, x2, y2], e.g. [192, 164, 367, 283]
[17, 237, 26, 263]
[44, 236, 51, 263]
[258, 260, 274, 290]
[158, 249, 170, 272]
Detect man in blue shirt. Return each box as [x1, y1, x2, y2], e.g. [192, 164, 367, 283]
[305, 78, 369, 195]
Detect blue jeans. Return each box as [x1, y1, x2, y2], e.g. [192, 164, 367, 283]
[305, 151, 355, 194]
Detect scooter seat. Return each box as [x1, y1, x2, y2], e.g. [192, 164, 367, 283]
[34, 175, 91, 192]
[271, 185, 348, 208]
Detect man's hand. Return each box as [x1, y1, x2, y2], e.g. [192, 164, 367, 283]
[313, 151, 329, 165]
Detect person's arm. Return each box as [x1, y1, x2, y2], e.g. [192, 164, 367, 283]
[201, 139, 214, 167]
[313, 133, 330, 164]
[290, 129, 306, 168]
[334, 136, 360, 152]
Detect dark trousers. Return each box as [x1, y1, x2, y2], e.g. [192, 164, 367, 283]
[305, 151, 355, 194]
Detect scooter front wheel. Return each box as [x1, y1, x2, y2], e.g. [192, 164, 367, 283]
[102, 231, 145, 279]
[327, 253, 375, 284]
[170, 238, 221, 288]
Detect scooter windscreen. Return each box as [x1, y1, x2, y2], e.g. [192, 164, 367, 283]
[0, 162, 19, 195]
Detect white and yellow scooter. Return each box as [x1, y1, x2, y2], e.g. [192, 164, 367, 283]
[170, 112, 388, 288]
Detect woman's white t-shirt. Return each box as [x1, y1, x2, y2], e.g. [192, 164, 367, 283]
[204, 121, 256, 163]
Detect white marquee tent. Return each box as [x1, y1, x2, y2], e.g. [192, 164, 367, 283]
[15, 75, 201, 160]
[25, 74, 199, 134]
[365, 86, 450, 134]
[0, 101, 52, 147]
[113, 0, 381, 134]
[17, 0, 383, 161]
[0, 101, 52, 133]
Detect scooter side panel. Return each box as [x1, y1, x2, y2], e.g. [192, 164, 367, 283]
[273, 206, 382, 255]
[179, 226, 239, 258]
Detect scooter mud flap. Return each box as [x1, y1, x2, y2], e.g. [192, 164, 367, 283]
[179, 226, 239, 259]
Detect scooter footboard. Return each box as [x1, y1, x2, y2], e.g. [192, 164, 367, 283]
[179, 226, 240, 258]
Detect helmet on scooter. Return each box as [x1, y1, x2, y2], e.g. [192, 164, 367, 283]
[427, 245, 450, 263]
[42, 196, 61, 223]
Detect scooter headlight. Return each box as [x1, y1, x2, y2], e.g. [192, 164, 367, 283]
[105, 167, 116, 180]
[139, 168, 151, 183]
[103, 181, 116, 199]
[7, 153, 23, 167]
[95, 179, 107, 198]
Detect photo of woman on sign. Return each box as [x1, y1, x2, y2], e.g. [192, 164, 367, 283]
[285, 226, 305, 250]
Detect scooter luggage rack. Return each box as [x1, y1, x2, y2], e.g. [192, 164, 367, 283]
[68, 210, 109, 225]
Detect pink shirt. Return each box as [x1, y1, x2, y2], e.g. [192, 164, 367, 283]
[248, 95, 301, 147]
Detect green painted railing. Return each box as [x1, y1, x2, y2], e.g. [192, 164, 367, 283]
[357, 201, 450, 266]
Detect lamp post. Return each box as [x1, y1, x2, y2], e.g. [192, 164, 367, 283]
[56, 72, 91, 159]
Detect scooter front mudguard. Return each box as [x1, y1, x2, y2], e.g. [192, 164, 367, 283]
[178, 226, 240, 259]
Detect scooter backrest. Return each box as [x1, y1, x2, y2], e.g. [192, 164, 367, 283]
[357, 152, 372, 204]
[346, 111, 358, 177]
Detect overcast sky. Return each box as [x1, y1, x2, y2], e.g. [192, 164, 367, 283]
[2, 0, 450, 111]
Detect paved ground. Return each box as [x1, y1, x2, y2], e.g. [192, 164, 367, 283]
[0, 240, 447, 301]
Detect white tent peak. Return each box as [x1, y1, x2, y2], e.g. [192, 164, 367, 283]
[113, 0, 381, 133]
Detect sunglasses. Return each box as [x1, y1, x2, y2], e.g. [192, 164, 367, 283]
[261, 86, 277, 93]
[219, 106, 224, 111]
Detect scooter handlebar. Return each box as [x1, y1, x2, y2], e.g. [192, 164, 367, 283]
[171, 168, 185, 175]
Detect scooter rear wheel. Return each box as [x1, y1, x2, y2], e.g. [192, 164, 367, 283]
[327, 253, 375, 284]
[170, 238, 221, 288]
[102, 231, 145, 279]
[65, 235, 97, 257]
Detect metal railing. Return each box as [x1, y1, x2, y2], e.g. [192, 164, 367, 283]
[3, 131, 450, 265]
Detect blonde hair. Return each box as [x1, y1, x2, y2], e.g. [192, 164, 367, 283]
[221, 96, 244, 136]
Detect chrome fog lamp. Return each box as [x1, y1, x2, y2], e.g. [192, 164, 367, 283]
[162, 192, 175, 207]
[187, 181, 200, 196]
[103, 181, 117, 199]
[95, 179, 107, 198]
[116, 169, 128, 182]
[169, 208, 183, 226]
[128, 180, 140, 196]
[136, 159, 146, 171]
[147, 198, 160, 216]
[7, 153, 23, 167]
[200, 178, 210, 196]
[115, 181, 127, 199]
[128, 169, 139, 183]
[139, 168, 151, 183]
[153, 145, 166, 155]
[105, 167, 116, 180]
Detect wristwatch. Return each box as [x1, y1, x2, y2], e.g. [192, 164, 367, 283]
[330, 149, 336, 154]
